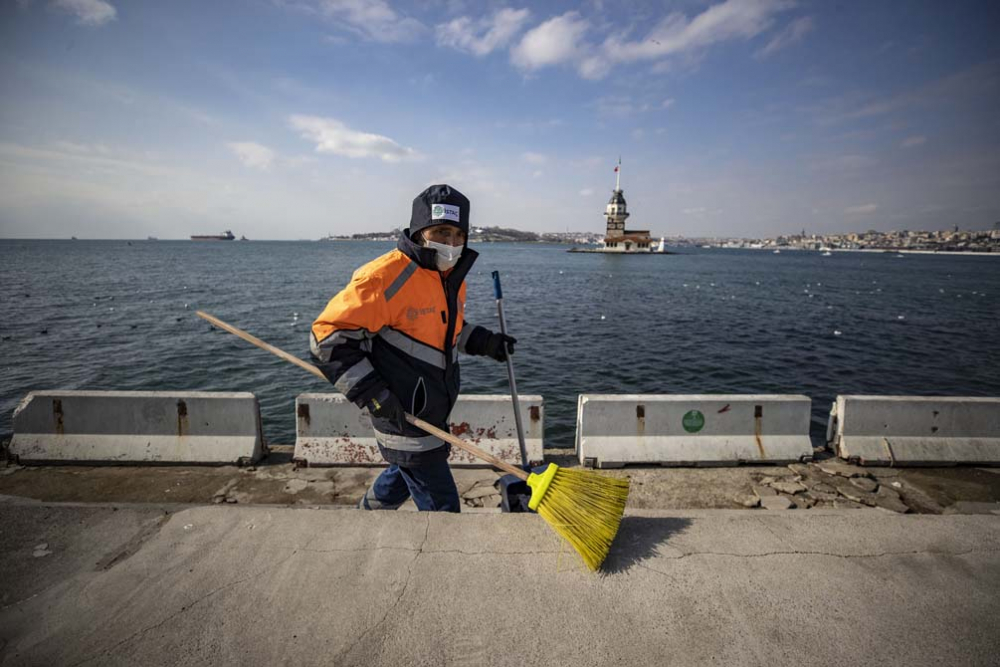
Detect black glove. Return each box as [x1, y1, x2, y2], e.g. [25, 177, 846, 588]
[365, 388, 406, 431]
[482, 332, 517, 362]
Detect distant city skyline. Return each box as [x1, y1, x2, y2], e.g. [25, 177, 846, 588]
[1, 0, 998, 240]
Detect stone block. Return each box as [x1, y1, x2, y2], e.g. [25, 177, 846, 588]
[761, 495, 794, 510]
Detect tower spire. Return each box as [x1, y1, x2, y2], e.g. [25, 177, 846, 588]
[615, 156, 621, 191]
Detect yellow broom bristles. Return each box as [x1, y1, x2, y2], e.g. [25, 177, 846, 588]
[533, 467, 630, 571]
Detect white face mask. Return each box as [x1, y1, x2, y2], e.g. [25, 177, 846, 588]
[425, 239, 463, 271]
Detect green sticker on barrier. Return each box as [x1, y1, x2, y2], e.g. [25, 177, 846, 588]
[682, 410, 705, 433]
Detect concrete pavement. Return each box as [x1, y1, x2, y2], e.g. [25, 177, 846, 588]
[2, 500, 999, 666]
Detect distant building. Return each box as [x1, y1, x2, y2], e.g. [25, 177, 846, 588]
[597, 159, 654, 253]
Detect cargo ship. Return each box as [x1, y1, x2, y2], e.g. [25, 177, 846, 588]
[191, 230, 236, 241]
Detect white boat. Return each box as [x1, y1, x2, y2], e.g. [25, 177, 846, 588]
[821, 251, 832, 257]
[656, 237, 666, 253]
[773, 249, 781, 254]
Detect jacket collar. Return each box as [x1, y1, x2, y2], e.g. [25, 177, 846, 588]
[397, 230, 478, 285]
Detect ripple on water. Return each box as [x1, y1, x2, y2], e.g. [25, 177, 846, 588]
[2, 241, 1000, 447]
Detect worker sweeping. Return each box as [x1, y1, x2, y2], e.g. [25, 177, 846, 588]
[309, 184, 516, 512]
[199, 305, 630, 569]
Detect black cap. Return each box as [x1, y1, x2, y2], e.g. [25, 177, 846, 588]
[408, 184, 470, 241]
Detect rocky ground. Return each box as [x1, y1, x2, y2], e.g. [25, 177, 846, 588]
[2, 442, 999, 514]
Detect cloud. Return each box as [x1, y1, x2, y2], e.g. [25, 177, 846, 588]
[755, 16, 813, 58]
[313, 0, 425, 43]
[511, 0, 792, 79]
[811, 154, 877, 171]
[522, 151, 547, 164]
[662, 98, 676, 109]
[289, 115, 419, 162]
[579, 188, 593, 196]
[845, 203, 877, 214]
[596, 0, 792, 76]
[510, 11, 590, 72]
[901, 135, 927, 148]
[53, 0, 117, 26]
[228, 142, 275, 170]
[53, 140, 112, 154]
[592, 95, 657, 119]
[437, 8, 531, 56]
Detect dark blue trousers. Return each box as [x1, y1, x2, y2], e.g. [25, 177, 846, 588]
[360, 459, 461, 512]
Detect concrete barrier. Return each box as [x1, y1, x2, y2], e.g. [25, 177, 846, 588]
[576, 394, 813, 468]
[9, 391, 264, 465]
[293, 393, 544, 467]
[827, 395, 1000, 466]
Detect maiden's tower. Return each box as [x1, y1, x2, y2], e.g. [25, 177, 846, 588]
[597, 160, 654, 253]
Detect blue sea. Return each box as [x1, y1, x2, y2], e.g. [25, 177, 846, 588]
[2, 239, 999, 448]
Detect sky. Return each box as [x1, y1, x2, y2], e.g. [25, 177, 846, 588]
[0, 0, 998, 240]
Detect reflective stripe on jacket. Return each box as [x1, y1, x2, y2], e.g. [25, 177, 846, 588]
[310, 232, 482, 453]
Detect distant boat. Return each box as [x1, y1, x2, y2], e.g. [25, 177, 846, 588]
[147, 236, 158, 241]
[895, 253, 905, 258]
[773, 249, 781, 254]
[240, 235, 249, 241]
[71, 236, 78, 240]
[191, 230, 235, 241]
[821, 251, 832, 257]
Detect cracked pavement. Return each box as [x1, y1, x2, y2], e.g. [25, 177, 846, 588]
[1, 503, 999, 666]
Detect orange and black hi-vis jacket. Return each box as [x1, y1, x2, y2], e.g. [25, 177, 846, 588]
[310, 232, 492, 461]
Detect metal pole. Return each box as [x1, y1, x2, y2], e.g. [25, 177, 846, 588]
[492, 271, 529, 467]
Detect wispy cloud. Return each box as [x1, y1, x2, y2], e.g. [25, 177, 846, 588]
[592, 95, 658, 119]
[511, 0, 793, 79]
[52, 140, 113, 155]
[811, 154, 878, 171]
[510, 11, 589, 72]
[579, 188, 593, 196]
[756, 16, 813, 58]
[811, 61, 1000, 127]
[290, 115, 419, 162]
[306, 0, 425, 43]
[437, 7, 531, 56]
[591, 0, 793, 79]
[52, 0, 117, 26]
[522, 151, 546, 164]
[901, 135, 927, 148]
[228, 142, 275, 170]
[662, 98, 676, 109]
[845, 203, 877, 214]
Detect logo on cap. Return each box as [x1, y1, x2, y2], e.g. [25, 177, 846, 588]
[431, 203, 460, 222]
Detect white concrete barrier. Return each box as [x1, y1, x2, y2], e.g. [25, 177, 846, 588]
[10, 391, 264, 465]
[576, 394, 813, 468]
[828, 395, 1000, 466]
[293, 393, 544, 467]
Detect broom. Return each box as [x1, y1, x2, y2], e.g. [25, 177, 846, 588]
[196, 310, 629, 571]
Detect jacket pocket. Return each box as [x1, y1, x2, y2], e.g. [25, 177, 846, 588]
[410, 376, 427, 417]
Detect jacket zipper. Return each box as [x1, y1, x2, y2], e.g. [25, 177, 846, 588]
[440, 273, 457, 405]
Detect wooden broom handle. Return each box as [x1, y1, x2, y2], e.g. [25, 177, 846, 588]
[196, 311, 528, 480]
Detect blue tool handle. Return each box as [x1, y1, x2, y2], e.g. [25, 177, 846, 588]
[491, 271, 503, 300]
